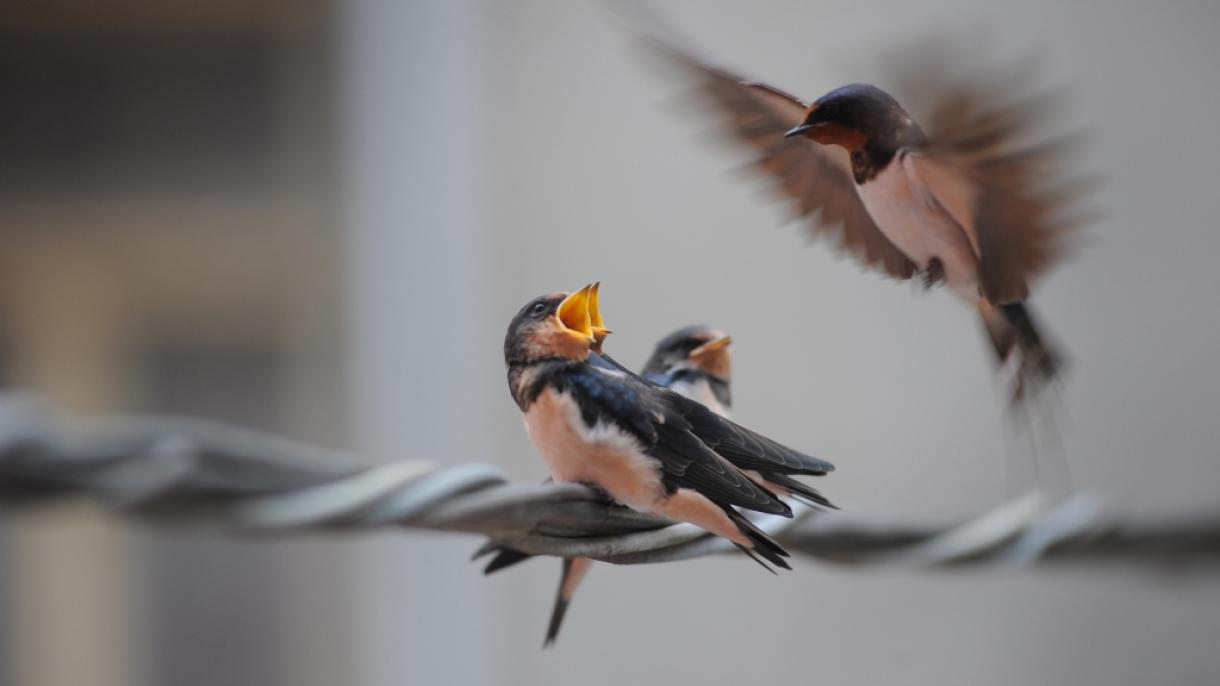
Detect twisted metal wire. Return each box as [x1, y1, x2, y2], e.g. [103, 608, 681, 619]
[2, 393, 1219, 572]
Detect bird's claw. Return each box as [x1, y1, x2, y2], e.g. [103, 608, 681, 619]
[921, 258, 945, 289]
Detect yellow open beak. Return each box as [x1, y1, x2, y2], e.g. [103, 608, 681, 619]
[589, 282, 611, 346]
[689, 336, 732, 363]
[556, 284, 595, 340]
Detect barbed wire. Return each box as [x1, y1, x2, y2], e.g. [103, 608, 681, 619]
[2, 393, 1218, 572]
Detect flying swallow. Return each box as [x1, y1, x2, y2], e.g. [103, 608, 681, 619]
[496, 284, 833, 644]
[636, 28, 1093, 402]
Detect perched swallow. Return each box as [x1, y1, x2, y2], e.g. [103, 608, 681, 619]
[639, 29, 1093, 401]
[475, 284, 613, 647]
[642, 326, 833, 509]
[641, 325, 733, 417]
[497, 284, 833, 644]
[510, 326, 739, 647]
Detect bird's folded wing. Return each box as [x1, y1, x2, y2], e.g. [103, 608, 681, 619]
[648, 41, 916, 280]
[649, 415, 793, 517]
[571, 364, 790, 516]
[589, 353, 832, 477]
[674, 392, 835, 476]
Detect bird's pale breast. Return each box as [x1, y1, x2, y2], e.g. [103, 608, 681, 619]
[522, 388, 665, 512]
[856, 153, 980, 300]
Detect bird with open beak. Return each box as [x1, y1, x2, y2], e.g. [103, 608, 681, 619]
[641, 325, 734, 417]
[642, 326, 833, 510]
[498, 284, 833, 645]
[635, 26, 1094, 403]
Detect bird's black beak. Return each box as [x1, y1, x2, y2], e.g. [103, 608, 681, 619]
[783, 124, 814, 139]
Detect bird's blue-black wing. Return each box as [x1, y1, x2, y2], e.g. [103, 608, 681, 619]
[554, 364, 791, 517]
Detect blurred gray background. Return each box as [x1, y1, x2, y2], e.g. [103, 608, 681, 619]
[2, 1, 1219, 684]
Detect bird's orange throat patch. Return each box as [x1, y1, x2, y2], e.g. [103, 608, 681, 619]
[520, 325, 591, 363]
[806, 122, 869, 151]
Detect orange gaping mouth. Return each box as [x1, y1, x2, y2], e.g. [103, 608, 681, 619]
[588, 282, 611, 345]
[556, 284, 595, 339]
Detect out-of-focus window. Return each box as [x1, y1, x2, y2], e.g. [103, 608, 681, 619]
[0, 30, 275, 198]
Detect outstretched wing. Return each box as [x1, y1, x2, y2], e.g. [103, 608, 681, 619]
[889, 39, 1096, 303]
[907, 126, 1091, 303]
[647, 41, 917, 280]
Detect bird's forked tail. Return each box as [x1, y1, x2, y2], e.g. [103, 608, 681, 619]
[977, 299, 1063, 403]
[544, 557, 592, 648]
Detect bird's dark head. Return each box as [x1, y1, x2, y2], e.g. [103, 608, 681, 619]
[504, 284, 605, 368]
[784, 84, 918, 153]
[641, 325, 733, 385]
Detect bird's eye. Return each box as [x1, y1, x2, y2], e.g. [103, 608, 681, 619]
[529, 301, 549, 317]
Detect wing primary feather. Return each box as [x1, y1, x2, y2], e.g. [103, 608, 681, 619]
[678, 396, 835, 476]
[734, 543, 779, 574]
[762, 472, 838, 510]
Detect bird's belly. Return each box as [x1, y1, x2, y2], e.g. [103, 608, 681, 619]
[522, 389, 664, 512]
[856, 163, 979, 298]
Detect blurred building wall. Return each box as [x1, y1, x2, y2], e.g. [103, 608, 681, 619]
[0, 2, 352, 685]
[339, 1, 504, 683]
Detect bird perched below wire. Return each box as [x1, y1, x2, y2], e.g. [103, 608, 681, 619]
[622, 9, 1096, 404]
[495, 285, 834, 645]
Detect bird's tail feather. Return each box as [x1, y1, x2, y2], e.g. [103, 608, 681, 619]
[481, 547, 533, 575]
[544, 557, 592, 648]
[544, 561, 574, 648]
[978, 299, 1063, 402]
[724, 506, 791, 570]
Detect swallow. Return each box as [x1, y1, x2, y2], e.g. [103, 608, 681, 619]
[641, 325, 733, 417]
[485, 323, 834, 645]
[497, 284, 833, 644]
[642, 325, 834, 509]
[475, 283, 612, 646]
[636, 27, 1093, 402]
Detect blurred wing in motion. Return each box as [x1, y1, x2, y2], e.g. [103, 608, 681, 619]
[645, 40, 917, 280]
[887, 39, 1097, 303]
